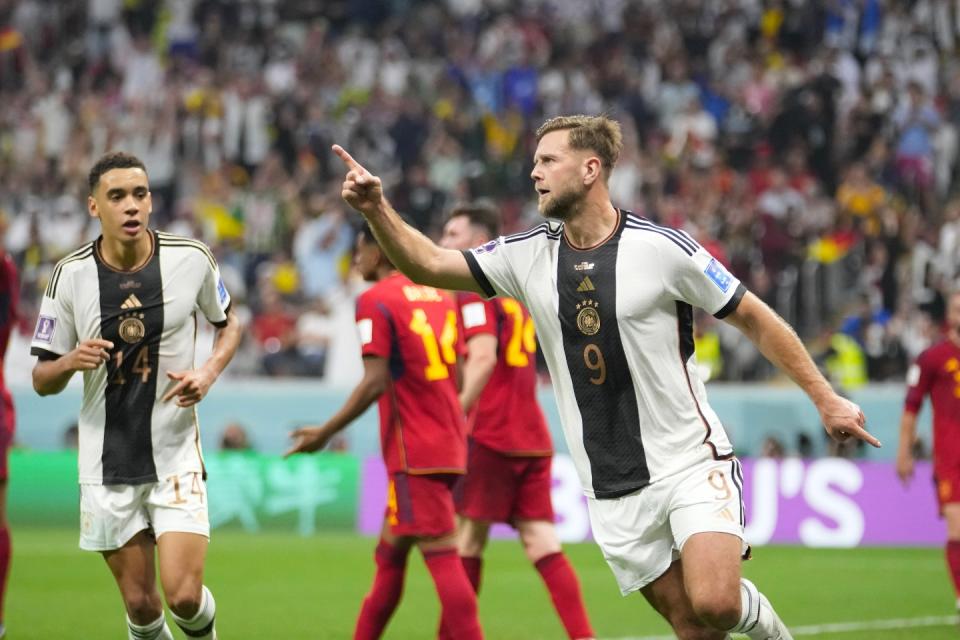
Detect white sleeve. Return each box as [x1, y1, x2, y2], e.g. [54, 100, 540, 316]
[659, 240, 746, 318]
[461, 236, 524, 301]
[30, 270, 79, 358]
[196, 253, 231, 327]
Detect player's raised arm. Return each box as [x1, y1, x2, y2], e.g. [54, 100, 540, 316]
[722, 291, 881, 448]
[332, 144, 484, 294]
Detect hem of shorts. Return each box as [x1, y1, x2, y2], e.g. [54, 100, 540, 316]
[676, 525, 745, 553]
[79, 526, 152, 552]
[154, 526, 211, 541]
[618, 560, 675, 596]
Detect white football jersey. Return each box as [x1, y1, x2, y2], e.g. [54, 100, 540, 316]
[31, 231, 231, 485]
[464, 211, 744, 499]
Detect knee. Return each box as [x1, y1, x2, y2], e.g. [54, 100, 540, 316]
[690, 591, 741, 631]
[124, 589, 163, 623]
[165, 583, 203, 619]
[517, 522, 560, 563]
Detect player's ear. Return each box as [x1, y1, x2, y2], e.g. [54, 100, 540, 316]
[582, 156, 603, 186]
[88, 194, 100, 220]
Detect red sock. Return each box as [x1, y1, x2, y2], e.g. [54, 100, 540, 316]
[946, 540, 960, 599]
[354, 540, 409, 640]
[535, 552, 594, 640]
[0, 527, 8, 622]
[462, 556, 483, 593]
[438, 556, 483, 639]
[423, 548, 483, 640]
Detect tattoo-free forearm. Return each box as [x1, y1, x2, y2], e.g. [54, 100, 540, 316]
[200, 310, 242, 380]
[897, 411, 918, 455]
[32, 358, 75, 396]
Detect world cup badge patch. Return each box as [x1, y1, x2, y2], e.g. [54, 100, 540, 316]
[704, 258, 733, 293]
[34, 315, 56, 344]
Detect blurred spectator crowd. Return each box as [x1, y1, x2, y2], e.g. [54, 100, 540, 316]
[1, 0, 959, 386]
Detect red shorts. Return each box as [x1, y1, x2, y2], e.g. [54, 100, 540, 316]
[456, 440, 554, 524]
[385, 473, 458, 537]
[934, 465, 960, 513]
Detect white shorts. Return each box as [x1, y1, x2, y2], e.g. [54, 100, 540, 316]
[79, 471, 209, 551]
[587, 457, 748, 595]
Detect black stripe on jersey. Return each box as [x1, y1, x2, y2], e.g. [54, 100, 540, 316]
[557, 213, 649, 498]
[730, 459, 745, 527]
[624, 213, 700, 254]
[504, 223, 563, 244]
[96, 238, 163, 484]
[461, 250, 497, 298]
[157, 235, 218, 271]
[46, 244, 94, 299]
[714, 283, 747, 319]
[676, 301, 733, 460]
[624, 220, 696, 256]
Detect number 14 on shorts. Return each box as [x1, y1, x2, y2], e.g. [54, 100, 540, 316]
[167, 472, 204, 505]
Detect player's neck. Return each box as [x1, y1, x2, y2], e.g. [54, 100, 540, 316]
[99, 232, 154, 271]
[563, 200, 619, 249]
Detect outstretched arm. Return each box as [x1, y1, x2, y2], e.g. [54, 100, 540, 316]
[723, 292, 881, 448]
[285, 355, 390, 456]
[333, 144, 484, 294]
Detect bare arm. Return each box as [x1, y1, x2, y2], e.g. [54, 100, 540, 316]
[723, 292, 881, 447]
[459, 334, 498, 412]
[163, 308, 242, 407]
[333, 144, 484, 293]
[285, 356, 390, 456]
[896, 410, 918, 485]
[32, 338, 114, 396]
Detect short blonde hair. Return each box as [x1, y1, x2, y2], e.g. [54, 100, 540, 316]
[535, 115, 623, 176]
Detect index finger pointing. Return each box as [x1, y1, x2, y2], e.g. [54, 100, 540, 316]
[332, 144, 362, 171]
[849, 425, 882, 448]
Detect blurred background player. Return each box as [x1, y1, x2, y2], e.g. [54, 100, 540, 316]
[898, 289, 960, 610]
[439, 203, 594, 640]
[286, 224, 482, 640]
[29, 152, 241, 640]
[0, 213, 18, 639]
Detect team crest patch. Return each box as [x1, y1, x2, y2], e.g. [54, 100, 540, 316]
[34, 315, 56, 344]
[217, 277, 229, 306]
[473, 238, 500, 255]
[119, 316, 146, 343]
[576, 300, 600, 335]
[704, 258, 733, 293]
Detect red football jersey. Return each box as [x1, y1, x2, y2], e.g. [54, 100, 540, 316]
[458, 292, 552, 456]
[0, 254, 18, 431]
[904, 339, 960, 470]
[357, 272, 466, 475]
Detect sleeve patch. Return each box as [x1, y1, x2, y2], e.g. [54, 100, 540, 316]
[33, 315, 56, 344]
[462, 302, 487, 329]
[357, 318, 373, 345]
[704, 258, 733, 293]
[472, 238, 501, 255]
[217, 277, 229, 307]
[906, 364, 921, 387]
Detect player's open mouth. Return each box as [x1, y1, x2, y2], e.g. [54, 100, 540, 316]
[122, 221, 141, 234]
[537, 188, 550, 196]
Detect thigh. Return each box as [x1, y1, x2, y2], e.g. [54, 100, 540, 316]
[640, 560, 725, 640]
[80, 483, 151, 551]
[388, 473, 458, 539]
[148, 471, 210, 540]
[678, 532, 743, 610]
[456, 442, 519, 524]
[457, 517, 491, 557]
[102, 529, 159, 597]
[156, 531, 208, 595]
[587, 489, 674, 595]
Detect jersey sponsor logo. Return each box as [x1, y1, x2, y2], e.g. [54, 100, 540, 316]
[217, 277, 229, 307]
[576, 276, 595, 292]
[575, 299, 600, 335]
[473, 238, 500, 255]
[462, 302, 487, 329]
[574, 261, 594, 271]
[120, 294, 143, 310]
[119, 278, 141, 290]
[357, 318, 373, 345]
[704, 258, 733, 293]
[34, 314, 56, 343]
